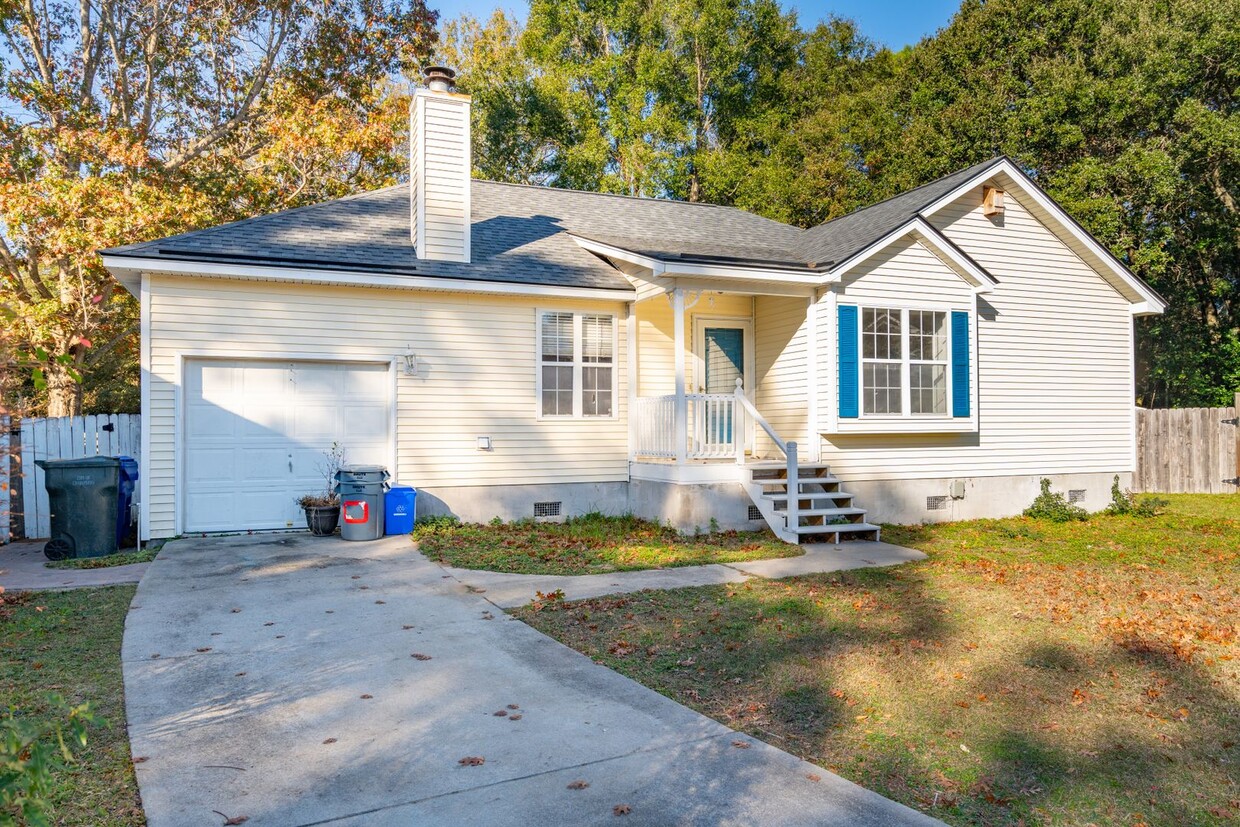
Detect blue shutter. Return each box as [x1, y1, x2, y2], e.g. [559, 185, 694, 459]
[951, 310, 970, 417]
[837, 305, 859, 418]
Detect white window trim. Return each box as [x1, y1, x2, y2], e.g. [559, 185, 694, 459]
[834, 300, 978, 435]
[535, 308, 620, 421]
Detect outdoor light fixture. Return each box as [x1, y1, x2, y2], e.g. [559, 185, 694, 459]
[402, 347, 418, 376]
[477, 436, 493, 451]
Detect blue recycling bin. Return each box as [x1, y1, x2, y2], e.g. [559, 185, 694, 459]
[116, 456, 139, 546]
[385, 485, 416, 535]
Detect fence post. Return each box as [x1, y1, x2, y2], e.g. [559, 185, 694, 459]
[785, 441, 798, 538]
[1235, 392, 1240, 491]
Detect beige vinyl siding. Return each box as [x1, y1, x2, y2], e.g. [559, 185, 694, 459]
[146, 276, 628, 537]
[754, 296, 808, 457]
[634, 292, 752, 397]
[817, 187, 1135, 481]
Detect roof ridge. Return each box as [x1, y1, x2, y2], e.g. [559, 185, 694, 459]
[472, 178, 798, 231]
[803, 156, 1007, 237]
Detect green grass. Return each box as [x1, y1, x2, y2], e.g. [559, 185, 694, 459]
[0, 587, 145, 826]
[517, 495, 1240, 826]
[415, 512, 802, 575]
[46, 546, 159, 570]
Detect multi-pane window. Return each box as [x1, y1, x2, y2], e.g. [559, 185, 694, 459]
[539, 312, 615, 417]
[862, 308, 902, 414]
[861, 307, 953, 417]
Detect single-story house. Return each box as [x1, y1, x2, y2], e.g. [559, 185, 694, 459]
[102, 67, 1165, 545]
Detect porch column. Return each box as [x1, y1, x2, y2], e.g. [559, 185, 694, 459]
[805, 294, 821, 462]
[673, 287, 688, 462]
[626, 301, 638, 461]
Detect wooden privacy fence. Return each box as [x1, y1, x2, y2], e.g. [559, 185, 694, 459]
[1134, 395, 1240, 493]
[12, 415, 141, 540]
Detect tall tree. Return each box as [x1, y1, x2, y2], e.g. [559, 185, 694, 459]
[0, 0, 436, 416]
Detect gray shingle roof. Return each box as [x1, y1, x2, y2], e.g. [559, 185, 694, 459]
[102, 158, 1008, 288]
[794, 158, 1005, 266]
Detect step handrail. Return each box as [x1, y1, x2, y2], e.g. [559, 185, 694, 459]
[734, 379, 799, 533]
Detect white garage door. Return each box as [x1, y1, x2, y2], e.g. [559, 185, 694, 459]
[184, 359, 391, 533]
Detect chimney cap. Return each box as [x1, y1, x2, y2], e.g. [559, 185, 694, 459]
[423, 65, 456, 92]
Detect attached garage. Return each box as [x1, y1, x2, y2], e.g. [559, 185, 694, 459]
[183, 359, 392, 533]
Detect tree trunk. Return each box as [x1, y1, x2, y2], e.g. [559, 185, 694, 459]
[45, 362, 82, 417]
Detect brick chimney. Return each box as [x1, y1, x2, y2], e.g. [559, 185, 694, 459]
[410, 66, 471, 262]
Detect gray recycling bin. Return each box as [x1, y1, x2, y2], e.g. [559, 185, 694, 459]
[334, 465, 389, 541]
[36, 456, 122, 560]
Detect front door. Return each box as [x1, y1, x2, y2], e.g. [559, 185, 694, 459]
[696, 321, 751, 450]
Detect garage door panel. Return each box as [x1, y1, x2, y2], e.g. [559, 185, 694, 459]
[184, 359, 390, 533]
[293, 406, 342, 440]
[343, 405, 388, 435]
[186, 448, 236, 483]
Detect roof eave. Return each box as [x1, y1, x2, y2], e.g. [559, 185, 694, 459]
[99, 254, 637, 302]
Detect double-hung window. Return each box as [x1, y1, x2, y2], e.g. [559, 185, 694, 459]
[539, 311, 615, 417]
[861, 307, 949, 417]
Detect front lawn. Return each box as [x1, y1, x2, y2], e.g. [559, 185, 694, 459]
[517, 495, 1239, 825]
[0, 587, 144, 825]
[415, 512, 801, 575]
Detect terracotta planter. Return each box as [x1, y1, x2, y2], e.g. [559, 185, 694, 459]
[304, 504, 341, 536]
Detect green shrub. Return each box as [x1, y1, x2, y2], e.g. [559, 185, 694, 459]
[1104, 475, 1170, 517]
[412, 514, 462, 539]
[1, 696, 95, 826]
[1023, 478, 1089, 522]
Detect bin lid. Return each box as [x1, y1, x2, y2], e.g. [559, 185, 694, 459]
[388, 484, 415, 493]
[35, 455, 122, 470]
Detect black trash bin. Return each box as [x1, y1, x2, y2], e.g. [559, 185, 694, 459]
[36, 456, 122, 560]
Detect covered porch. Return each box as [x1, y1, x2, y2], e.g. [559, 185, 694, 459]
[625, 284, 822, 468]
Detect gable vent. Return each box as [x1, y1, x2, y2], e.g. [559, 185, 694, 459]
[926, 495, 949, 511]
[533, 501, 562, 518]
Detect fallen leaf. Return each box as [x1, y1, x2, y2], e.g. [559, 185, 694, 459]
[235, 672, 246, 677]
[493, 710, 508, 717]
[375, 600, 386, 605]
[806, 774, 821, 782]
[507, 704, 520, 710]
[567, 780, 589, 790]
[509, 714, 523, 721]
[411, 653, 432, 661]
[263, 622, 274, 627]
[211, 811, 248, 825]
[133, 756, 149, 764]
[360, 694, 373, 699]
[196, 647, 212, 653]
[150, 654, 160, 659]
[458, 756, 485, 766]
[402, 625, 414, 630]
[613, 804, 631, 816]
[322, 737, 337, 744]
[230, 608, 241, 613]
[731, 740, 751, 749]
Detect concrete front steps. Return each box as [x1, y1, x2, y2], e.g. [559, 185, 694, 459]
[742, 461, 881, 545]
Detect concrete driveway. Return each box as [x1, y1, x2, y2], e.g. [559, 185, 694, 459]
[123, 534, 939, 826]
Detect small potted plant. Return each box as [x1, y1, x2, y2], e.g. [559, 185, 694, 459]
[298, 442, 346, 536]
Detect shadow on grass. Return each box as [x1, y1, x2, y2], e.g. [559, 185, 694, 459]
[521, 562, 1239, 826]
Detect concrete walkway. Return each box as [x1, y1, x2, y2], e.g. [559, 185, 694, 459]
[443, 541, 926, 608]
[0, 540, 150, 591]
[124, 534, 938, 827]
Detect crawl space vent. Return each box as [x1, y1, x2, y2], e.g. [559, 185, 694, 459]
[533, 501, 562, 518]
[926, 495, 949, 511]
[1068, 489, 1087, 503]
[748, 505, 763, 521]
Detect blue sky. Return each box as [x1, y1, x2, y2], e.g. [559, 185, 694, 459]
[427, 0, 962, 50]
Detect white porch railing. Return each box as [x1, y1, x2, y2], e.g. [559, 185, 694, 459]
[633, 394, 740, 460]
